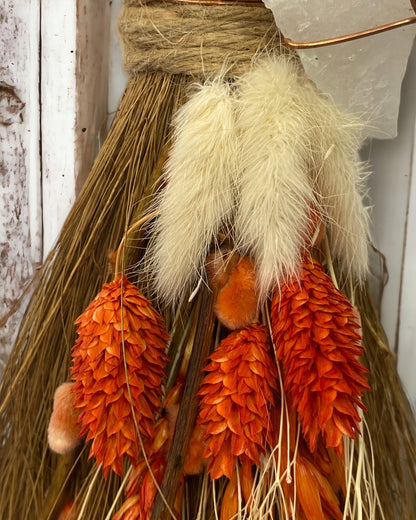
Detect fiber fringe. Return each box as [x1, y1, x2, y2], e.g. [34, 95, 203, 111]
[233, 57, 317, 299]
[234, 56, 369, 298]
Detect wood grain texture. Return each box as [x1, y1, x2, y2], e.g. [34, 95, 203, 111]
[0, 0, 42, 374]
[75, 0, 110, 192]
[1, 0, 110, 372]
[40, 0, 110, 256]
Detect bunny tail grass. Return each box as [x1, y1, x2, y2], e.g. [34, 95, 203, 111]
[306, 84, 370, 282]
[147, 80, 238, 304]
[0, 72, 188, 520]
[233, 57, 317, 300]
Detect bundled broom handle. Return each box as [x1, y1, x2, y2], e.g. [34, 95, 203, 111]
[117, 0, 282, 79]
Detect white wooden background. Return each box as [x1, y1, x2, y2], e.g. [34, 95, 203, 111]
[0, 0, 110, 373]
[1, 1, 416, 411]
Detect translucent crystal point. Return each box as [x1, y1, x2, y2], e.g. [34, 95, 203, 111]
[263, 0, 416, 139]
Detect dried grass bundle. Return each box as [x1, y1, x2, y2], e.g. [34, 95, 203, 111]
[0, 1, 415, 519]
[0, 72, 188, 519]
[348, 280, 416, 519]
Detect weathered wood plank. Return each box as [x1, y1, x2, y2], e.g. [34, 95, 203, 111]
[41, 0, 110, 257]
[0, 0, 42, 374]
[1, 1, 111, 371]
[75, 0, 110, 191]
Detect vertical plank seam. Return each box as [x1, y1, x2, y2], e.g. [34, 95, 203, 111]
[38, 0, 44, 261]
[394, 119, 416, 356]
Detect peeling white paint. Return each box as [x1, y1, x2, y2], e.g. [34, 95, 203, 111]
[0, 0, 110, 368]
[41, 0, 78, 257]
[0, 0, 41, 368]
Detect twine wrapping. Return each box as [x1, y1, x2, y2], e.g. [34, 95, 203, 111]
[118, 1, 282, 78]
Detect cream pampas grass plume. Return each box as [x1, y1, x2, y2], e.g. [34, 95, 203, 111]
[233, 56, 369, 298]
[306, 96, 370, 281]
[148, 80, 238, 304]
[233, 57, 317, 300]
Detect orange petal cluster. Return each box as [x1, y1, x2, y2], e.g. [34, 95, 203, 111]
[295, 450, 343, 520]
[271, 258, 370, 451]
[113, 450, 167, 520]
[113, 384, 186, 520]
[71, 276, 169, 477]
[197, 324, 278, 479]
[270, 405, 345, 520]
[206, 252, 258, 330]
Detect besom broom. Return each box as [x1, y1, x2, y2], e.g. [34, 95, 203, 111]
[1, 1, 416, 519]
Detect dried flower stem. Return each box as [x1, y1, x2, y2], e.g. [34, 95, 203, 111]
[151, 285, 216, 520]
[114, 210, 158, 277]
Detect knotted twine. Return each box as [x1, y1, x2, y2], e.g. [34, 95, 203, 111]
[117, 0, 283, 78]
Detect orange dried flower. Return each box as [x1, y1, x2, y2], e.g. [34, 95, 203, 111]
[197, 324, 278, 479]
[206, 252, 258, 330]
[114, 385, 186, 520]
[271, 258, 370, 451]
[71, 276, 169, 477]
[270, 405, 344, 520]
[113, 452, 167, 520]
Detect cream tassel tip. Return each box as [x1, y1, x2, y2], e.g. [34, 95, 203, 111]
[234, 57, 317, 300]
[234, 56, 369, 298]
[148, 80, 238, 304]
[307, 94, 370, 282]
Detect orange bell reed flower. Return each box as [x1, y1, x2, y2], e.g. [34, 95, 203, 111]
[197, 324, 278, 480]
[271, 258, 370, 452]
[270, 404, 344, 520]
[113, 384, 187, 520]
[113, 451, 169, 520]
[71, 275, 169, 477]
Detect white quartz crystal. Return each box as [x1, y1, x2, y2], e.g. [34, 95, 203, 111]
[263, 0, 416, 139]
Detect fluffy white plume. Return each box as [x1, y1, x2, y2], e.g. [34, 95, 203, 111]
[305, 94, 370, 282]
[233, 57, 317, 300]
[147, 80, 238, 304]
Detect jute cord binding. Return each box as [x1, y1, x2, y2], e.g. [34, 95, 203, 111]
[118, 1, 284, 78]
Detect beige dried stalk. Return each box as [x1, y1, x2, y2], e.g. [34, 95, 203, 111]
[0, 72, 187, 519]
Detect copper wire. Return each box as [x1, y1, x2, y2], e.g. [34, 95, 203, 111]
[285, 15, 416, 49]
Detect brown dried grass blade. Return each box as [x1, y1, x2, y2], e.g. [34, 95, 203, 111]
[331, 255, 416, 519]
[355, 283, 416, 519]
[0, 71, 187, 520]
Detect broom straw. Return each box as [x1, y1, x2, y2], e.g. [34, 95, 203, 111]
[0, 71, 188, 519]
[355, 282, 416, 519]
[2, 1, 416, 519]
